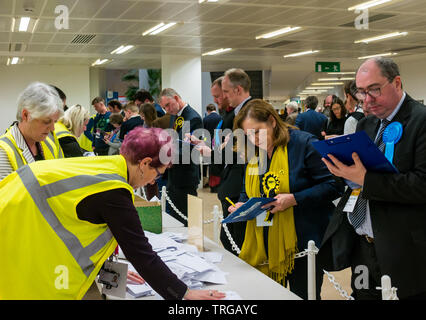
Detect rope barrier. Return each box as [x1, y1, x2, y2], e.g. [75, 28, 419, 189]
[160, 187, 399, 301]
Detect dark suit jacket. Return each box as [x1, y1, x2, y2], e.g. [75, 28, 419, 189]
[168, 105, 203, 188]
[239, 129, 344, 251]
[217, 99, 252, 201]
[119, 116, 143, 140]
[203, 112, 222, 142]
[295, 109, 328, 139]
[319, 94, 426, 298]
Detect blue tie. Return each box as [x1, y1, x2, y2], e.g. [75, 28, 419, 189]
[349, 119, 391, 229]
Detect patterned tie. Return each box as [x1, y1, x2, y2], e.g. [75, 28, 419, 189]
[349, 119, 391, 229]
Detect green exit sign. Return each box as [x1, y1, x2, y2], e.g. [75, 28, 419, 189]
[316, 62, 341, 73]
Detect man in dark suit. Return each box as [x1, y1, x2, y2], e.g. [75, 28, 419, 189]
[295, 96, 328, 139]
[319, 57, 426, 300]
[217, 68, 253, 254]
[159, 88, 203, 226]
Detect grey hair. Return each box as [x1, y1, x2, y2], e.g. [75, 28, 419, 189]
[159, 88, 181, 100]
[16, 82, 64, 121]
[224, 68, 251, 92]
[286, 101, 299, 112]
[59, 104, 90, 136]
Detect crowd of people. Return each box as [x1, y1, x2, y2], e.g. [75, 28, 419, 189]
[0, 57, 425, 301]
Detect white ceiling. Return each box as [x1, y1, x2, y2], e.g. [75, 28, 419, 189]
[1, 0, 426, 97]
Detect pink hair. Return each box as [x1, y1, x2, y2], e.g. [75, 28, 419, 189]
[120, 127, 174, 167]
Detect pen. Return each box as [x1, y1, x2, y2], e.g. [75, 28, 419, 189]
[225, 197, 236, 208]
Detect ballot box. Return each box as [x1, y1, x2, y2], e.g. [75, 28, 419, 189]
[134, 194, 162, 234]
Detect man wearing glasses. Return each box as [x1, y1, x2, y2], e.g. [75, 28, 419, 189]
[319, 57, 426, 300]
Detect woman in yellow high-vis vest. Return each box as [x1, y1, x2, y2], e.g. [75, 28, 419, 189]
[0, 127, 225, 301]
[0, 82, 64, 181]
[54, 104, 90, 157]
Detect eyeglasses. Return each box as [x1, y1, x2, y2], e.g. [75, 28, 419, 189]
[355, 81, 391, 101]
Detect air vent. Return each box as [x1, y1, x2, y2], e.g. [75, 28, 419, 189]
[393, 45, 426, 52]
[339, 14, 395, 27]
[262, 40, 296, 48]
[71, 34, 96, 44]
[9, 42, 26, 52]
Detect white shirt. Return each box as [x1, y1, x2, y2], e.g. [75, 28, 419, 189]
[0, 123, 36, 181]
[177, 104, 188, 117]
[234, 96, 252, 116]
[349, 92, 406, 238]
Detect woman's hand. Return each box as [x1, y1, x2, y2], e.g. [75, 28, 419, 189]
[263, 194, 297, 214]
[184, 289, 226, 300]
[228, 202, 244, 213]
[127, 271, 145, 284]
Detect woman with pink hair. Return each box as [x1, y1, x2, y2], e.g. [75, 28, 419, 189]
[0, 127, 225, 300]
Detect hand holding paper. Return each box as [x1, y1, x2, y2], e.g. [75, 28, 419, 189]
[263, 193, 297, 214]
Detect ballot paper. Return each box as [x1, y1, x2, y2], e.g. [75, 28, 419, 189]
[120, 231, 229, 298]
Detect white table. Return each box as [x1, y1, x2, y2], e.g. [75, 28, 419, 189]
[101, 212, 301, 300]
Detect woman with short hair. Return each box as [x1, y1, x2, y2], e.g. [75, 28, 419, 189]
[0, 127, 226, 300]
[0, 82, 64, 181]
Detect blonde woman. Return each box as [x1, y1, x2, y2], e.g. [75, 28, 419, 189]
[54, 104, 90, 157]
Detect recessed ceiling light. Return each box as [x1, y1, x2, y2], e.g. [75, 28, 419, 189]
[348, 0, 393, 11]
[256, 26, 301, 40]
[318, 77, 355, 81]
[327, 72, 356, 75]
[284, 50, 319, 58]
[19, 17, 30, 32]
[305, 87, 335, 90]
[110, 45, 134, 55]
[143, 22, 177, 36]
[7, 57, 20, 66]
[91, 59, 111, 66]
[202, 48, 232, 56]
[311, 82, 344, 86]
[358, 52, 398, 59]
[199, 0, 219, 3]
[354, 32, 408, 44]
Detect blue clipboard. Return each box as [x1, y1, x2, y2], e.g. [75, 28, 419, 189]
[221, 197, 275, 224]
[312, 131, 398, 173]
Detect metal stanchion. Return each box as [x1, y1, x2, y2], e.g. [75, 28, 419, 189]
[307, 240, 316, 300]
[212, 205, 220, 245]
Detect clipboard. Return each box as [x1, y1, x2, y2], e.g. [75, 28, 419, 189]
[221, 197, 275, 224]
[312, 131, 398, 173]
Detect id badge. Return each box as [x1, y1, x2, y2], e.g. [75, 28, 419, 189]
[99, 260, 128, 298]
[343, 189, 361, 213]
[256, 211, 273, 227]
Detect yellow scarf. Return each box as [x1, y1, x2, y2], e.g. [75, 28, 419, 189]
[239, 145, 298, 284]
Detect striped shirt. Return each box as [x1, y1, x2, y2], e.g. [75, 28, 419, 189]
[0, 124, 36, 181]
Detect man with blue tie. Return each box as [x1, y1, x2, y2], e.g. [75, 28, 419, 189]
[295, 96, 328, 139]
[319, 57, 426, 300]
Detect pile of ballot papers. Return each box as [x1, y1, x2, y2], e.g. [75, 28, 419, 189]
[118, 231, 228, 298]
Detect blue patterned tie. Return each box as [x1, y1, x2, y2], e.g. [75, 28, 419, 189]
[349, 119, 391, 229]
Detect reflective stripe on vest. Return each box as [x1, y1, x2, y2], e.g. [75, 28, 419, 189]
[16, 165, 127, 277]
[0, 136, 25, 169]
[45, 132, 56, 157]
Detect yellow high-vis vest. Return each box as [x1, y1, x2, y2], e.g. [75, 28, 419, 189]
[0, 155, 134, 300]
[0, 127, 64, 171]
[78, 114, 96, 152]
[54, 121, 75, 140]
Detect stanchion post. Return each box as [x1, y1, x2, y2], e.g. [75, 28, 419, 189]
[307, 240, 316, 300]
[161, 186, 167, 213]
[380, 275, 392, 300]
[212, 205, 220, 244]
